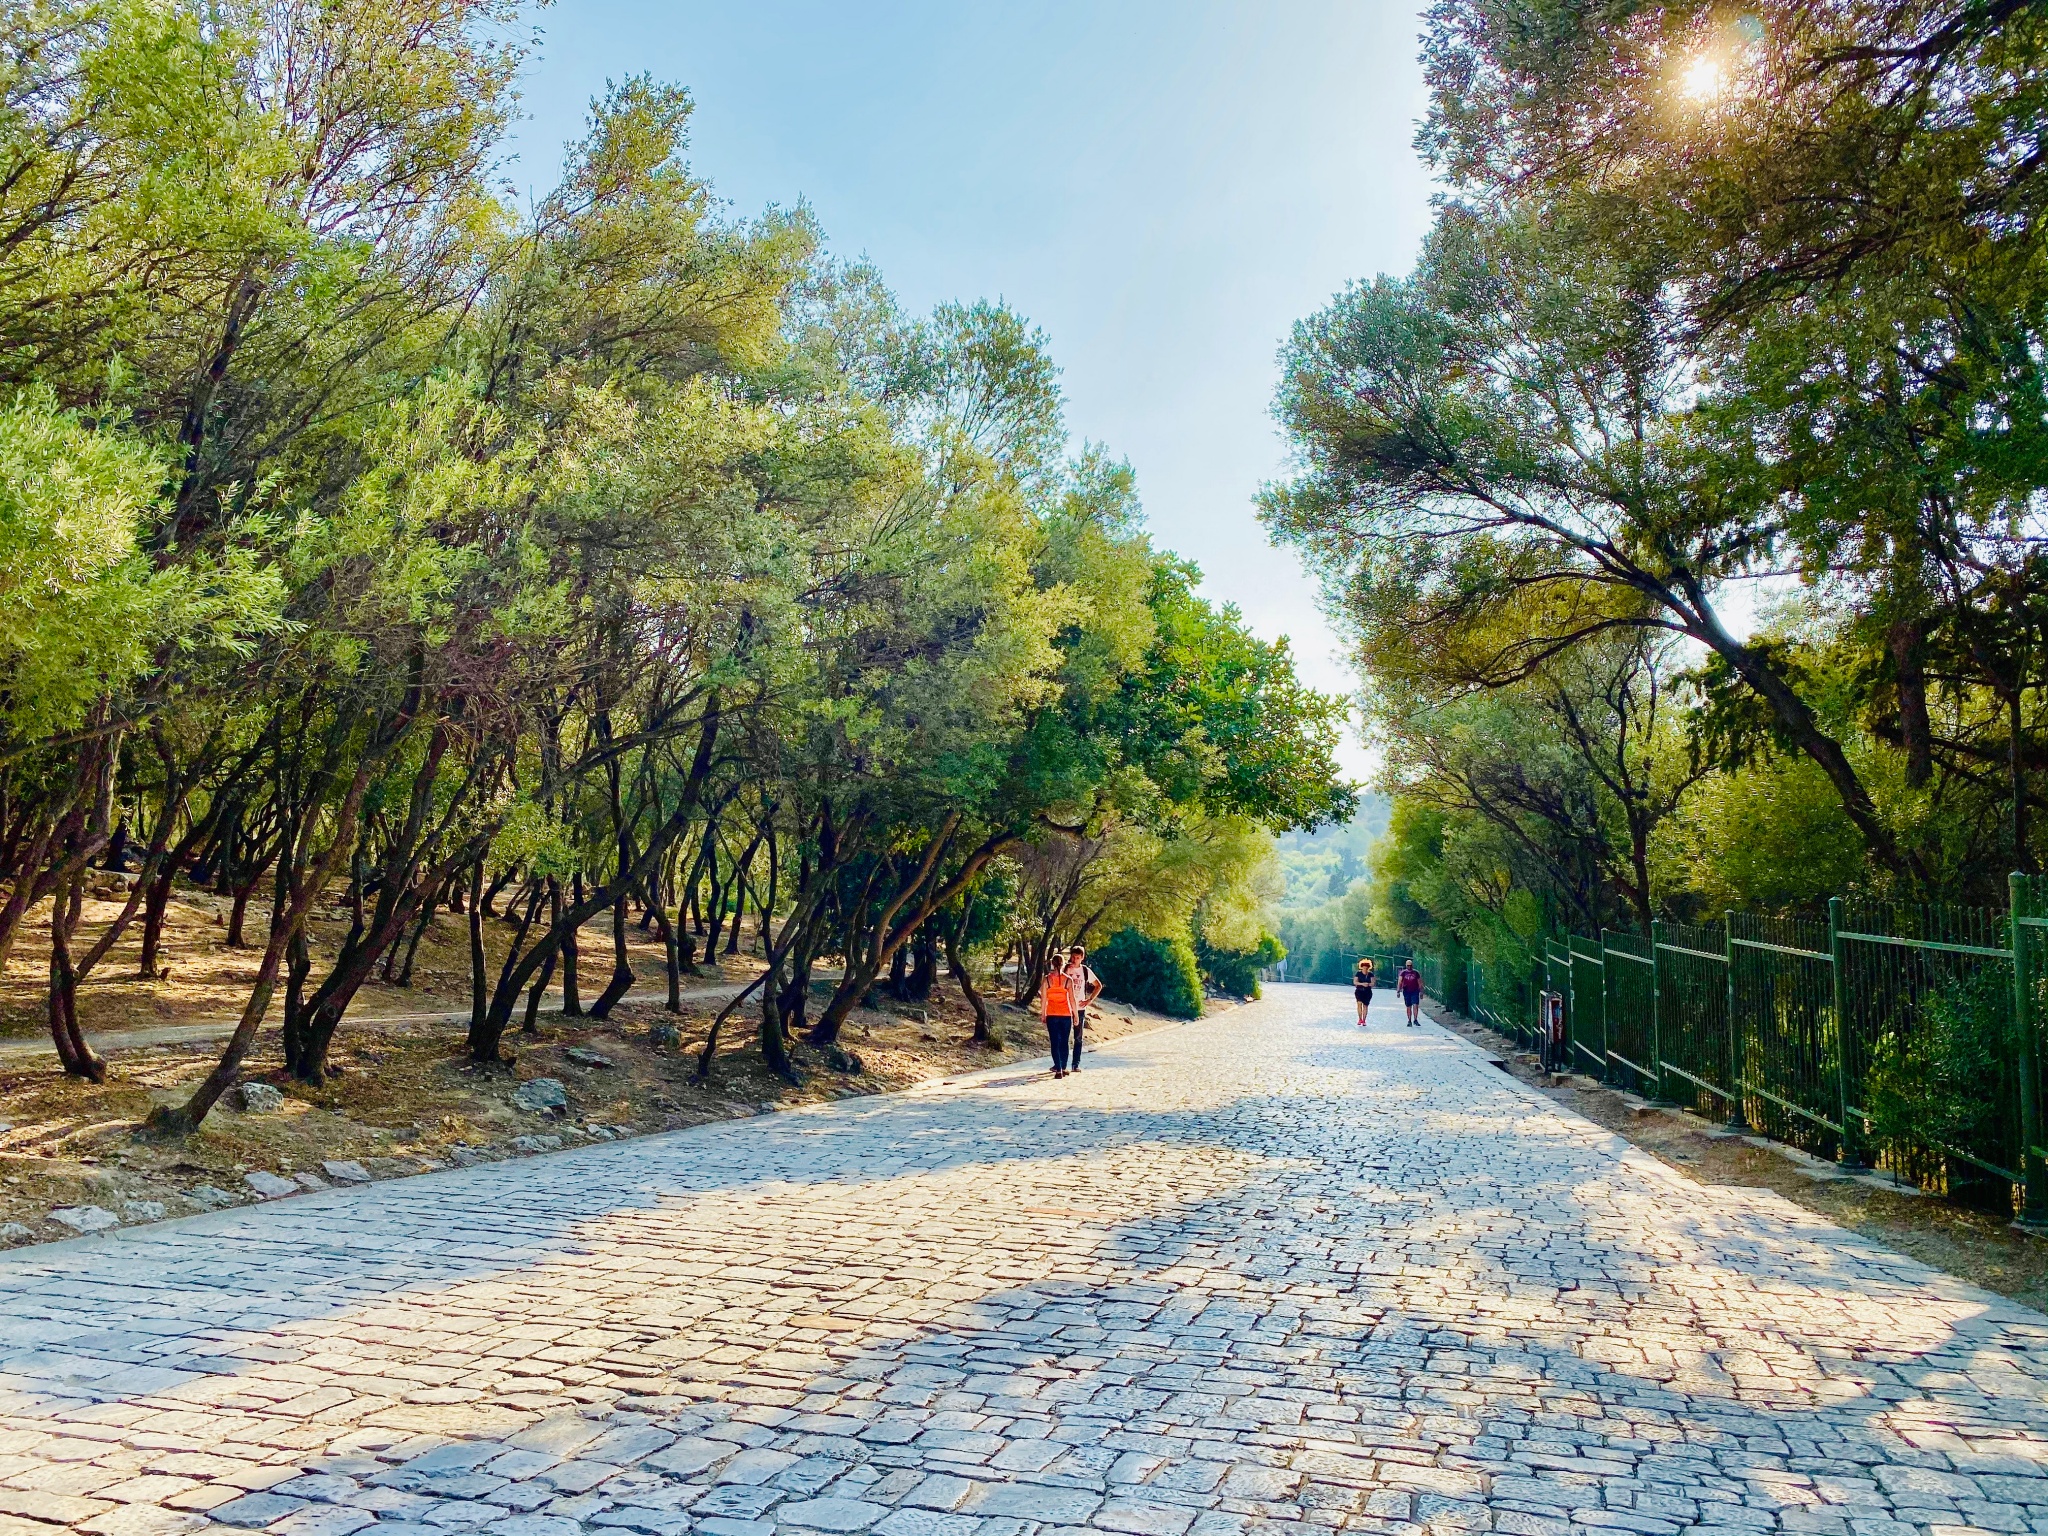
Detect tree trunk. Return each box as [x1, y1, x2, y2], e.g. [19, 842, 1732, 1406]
[590, 891, 634, 1018]
[651, 884, 682, 1011]
[726, 868, 745, 956]
[0, 819, 65, 975]
[47, 873, 103, 1081]
[561, 873, 583, 1015]
[1890, 619, 1934, 789]
[1686, 583, 1923, 881]
[944, 910, 996, 1047]
[907, 928, 937, 1001]
[467, 861, 488, 1050]
[703, 859, 725, 962]
[522, 880, 564, 1033]
[227, 874, 262, 948]
[77, 814, 186, 978]
[758, 961, 799, 1085]
[809, 831, 1007, 1046]
[482, 881, 546, 1042]
[757, 825, 778, 956]
[779, 922, 816, 1031]
[280, 927, 313, 1074]
[471, 699, 723, 1059]
[138, 867, 173, 978]
[392, 882, 441, 985]
[292, 849, 480, 1083]
[2013, 690, 2033, 873]
[148, 752, 380, 1135]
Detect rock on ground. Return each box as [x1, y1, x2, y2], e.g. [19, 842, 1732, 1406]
[513, 1076, 569, 1113]
[46, 1205, 117, 1234]
[234, 1080, 286, 1113]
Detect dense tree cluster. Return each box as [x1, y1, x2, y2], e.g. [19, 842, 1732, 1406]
[0, 0, 1351, 1126]
[1264, 0, 2047, 964]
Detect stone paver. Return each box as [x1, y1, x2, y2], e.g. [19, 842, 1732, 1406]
[3, 986, 2047, 1536]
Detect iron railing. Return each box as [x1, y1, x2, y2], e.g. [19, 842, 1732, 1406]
[1393, 874, 2048, 1224]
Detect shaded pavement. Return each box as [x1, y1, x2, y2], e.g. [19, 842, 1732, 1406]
[1, 985, 2045, 1536]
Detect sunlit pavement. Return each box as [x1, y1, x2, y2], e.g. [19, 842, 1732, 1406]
[3, 985, 2046, 1536]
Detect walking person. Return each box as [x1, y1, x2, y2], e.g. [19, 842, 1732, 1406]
[1352, 957, 1375, 1026]
[1042, 961, 1077, 1078]
[1063, 945, 1103, 1070]
[1397, 960, 1423, 1027]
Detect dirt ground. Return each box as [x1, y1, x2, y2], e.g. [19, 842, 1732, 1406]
[1431, 1002, 2048, 1314]
[0, 882, 1186, 1248]
[0, 877, 694, 1043]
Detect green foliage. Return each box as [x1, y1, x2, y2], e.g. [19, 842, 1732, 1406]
[1113, 560, 1356, 832]
[0, 0, 1361, 1116]
[0, 390, 281, 747]
[1662, 757, 1869, 914]
[0, 392, 168, 743]
[1864, 969, 2012, 1168]
[1094, 927, 1204, 1019]
[1196, 930, 1281, 1001]
[1274, 880, 1380, 985]
[1274, 799, 1390, 905]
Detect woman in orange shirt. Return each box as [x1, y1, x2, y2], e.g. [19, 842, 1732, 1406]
[1042, 964, 1077, 1078]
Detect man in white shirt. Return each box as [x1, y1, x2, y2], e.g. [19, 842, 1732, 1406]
[1062, 944, 1103, 1070]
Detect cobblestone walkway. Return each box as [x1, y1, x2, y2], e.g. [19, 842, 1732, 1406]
[5, 986, 2048, 1536]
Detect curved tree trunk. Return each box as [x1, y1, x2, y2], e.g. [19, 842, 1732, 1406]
[650, 881, 682, 1011]
[522, 880, 564, 1033]
[48, 873, 103, 1081]
[944, 911, 996, 1047]
[758, 961, 799, 1085]
[590, 891, 634, 1018]
[148, 751, 380, 1136]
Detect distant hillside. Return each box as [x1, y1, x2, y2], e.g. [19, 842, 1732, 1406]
[1275, 794, 1390, 907]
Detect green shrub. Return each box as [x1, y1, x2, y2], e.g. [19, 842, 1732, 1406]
[1095, 927, 1203, 1018]
[1197, 930, 1282, 1000]
[1864, 967, 2010, 1170]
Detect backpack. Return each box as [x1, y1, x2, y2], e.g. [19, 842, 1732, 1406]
[1043, 967, 1072, 1014]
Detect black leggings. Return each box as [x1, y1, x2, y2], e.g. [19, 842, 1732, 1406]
[1046, 1015, 1073, 1071]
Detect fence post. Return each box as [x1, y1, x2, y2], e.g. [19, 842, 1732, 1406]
[1828, 897, 1865, 1168]
[1648, 919, 1669, 1104]
[1597, 931, 1614, 1086]
[2012, 872, 2046, 1228]
[1723, 910, 1746, 1128]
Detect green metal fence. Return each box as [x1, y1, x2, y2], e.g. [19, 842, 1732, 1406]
[1466, 953, 1537, 1045]
[1396, 873, 2048, 1223]
[1603, 929, 1656, 1093]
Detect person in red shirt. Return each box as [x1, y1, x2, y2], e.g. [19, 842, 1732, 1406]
[1397, 962, 1423, 1027]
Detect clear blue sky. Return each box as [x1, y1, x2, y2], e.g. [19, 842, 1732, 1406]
[505, 2, 1438, 785]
